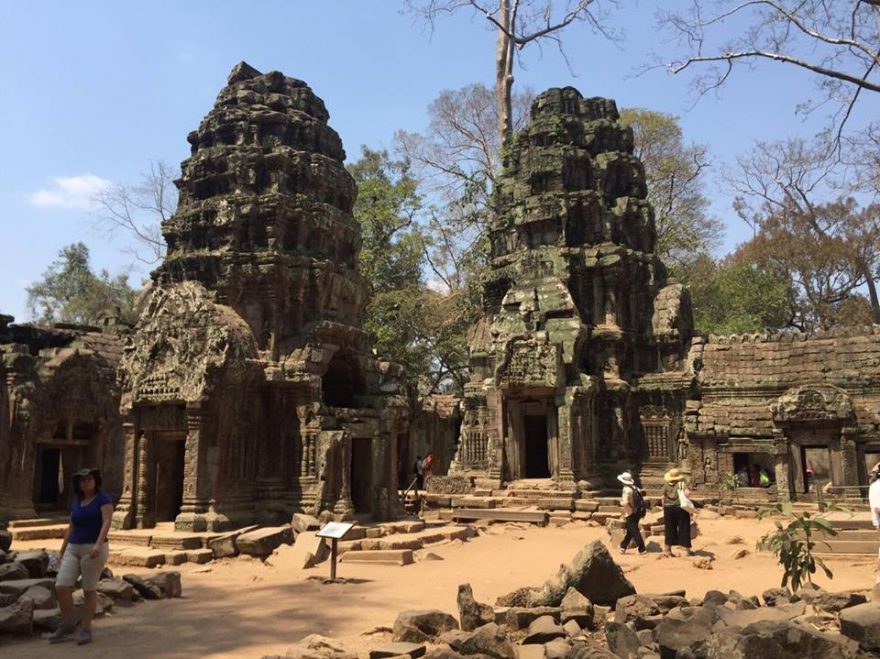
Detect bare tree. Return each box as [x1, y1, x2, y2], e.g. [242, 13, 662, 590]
[406, 0, 621, 142]
[92, 160, 178, 264]
[731, 138, 880, 323]
[657, 1, 880, 149]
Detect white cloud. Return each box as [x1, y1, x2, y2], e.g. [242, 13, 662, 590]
[29, 174, 111, 209]
[426, 277, 450, 294]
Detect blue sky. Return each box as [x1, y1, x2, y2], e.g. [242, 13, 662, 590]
[2, 1, 875, 320]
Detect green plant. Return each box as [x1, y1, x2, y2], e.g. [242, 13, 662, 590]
[719, 472, 739, 504]
[756, 503, 848, 591]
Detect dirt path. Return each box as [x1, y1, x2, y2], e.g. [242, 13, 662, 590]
[4, 517, 875, 659]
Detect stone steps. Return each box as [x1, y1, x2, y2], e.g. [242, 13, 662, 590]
[7, 517, 68, 529]
[11, 524, 69, 541]
[441, 508, 548, 525]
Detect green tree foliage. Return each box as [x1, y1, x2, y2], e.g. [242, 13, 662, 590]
[684, 254, 792, 335]
[619, 108, 723, 267]
[26, 242, 138, 326]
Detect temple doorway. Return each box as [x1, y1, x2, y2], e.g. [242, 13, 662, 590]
[35, 448, 63, 510]
[802, 445, 832, 494]
[350, 438, 373, 513]
[524, 414, 550, 478]
[152, 434, 186, 522]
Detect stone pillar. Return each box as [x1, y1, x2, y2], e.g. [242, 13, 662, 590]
[840, 428, 858, 486]
[555, 397, 574, 484]
[487, 390, 503, 483]
[176, 403, 212, 531]
[333, 433, 354, 519]
[134, 429, 153, 529]
[111, 421, 138, 529]
[773, 448, 790, 503]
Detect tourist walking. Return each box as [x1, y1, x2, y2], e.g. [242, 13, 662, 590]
[49, 467, 114, 645]
[870, 462, 880, 584]
[617, 471, 647, 555]
[661, 468, 694, 557]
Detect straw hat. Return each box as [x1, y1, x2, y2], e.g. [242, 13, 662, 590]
[617, 471, 635, 486]
[663, 468, 685, 483]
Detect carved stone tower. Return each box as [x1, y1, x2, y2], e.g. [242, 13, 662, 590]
[455, 87, 694, 488]
[115, 63, 407, 531]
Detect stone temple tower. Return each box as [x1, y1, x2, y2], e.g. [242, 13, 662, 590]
[115, 63, 407, 531]
[454, 87, 694, 489]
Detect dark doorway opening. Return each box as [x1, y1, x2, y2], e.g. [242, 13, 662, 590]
[802, 446, 832, 494]
[153, 436, 186, 522]
[524, 414, 550, 478]
[323, 353, 364, 408]
[350, 438, 373, 513]
[37, 448, 62, 508]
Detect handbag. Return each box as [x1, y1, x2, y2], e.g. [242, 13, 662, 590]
[678, 482, 696, 515]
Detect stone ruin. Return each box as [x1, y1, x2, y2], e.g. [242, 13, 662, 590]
[446, 86, 880, 502]
[452, 88, 694, 491]
[4, 68, 880, 526]
[113, 62, 411, 531]
[0, 313, 125, 519]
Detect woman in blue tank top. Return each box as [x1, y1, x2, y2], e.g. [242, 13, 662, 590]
[48, 467, 113, 645]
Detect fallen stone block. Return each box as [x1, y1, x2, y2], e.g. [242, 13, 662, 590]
[207, 524, 260, 559]
[236, 526, 294, 557]
[707, 618, 859, 658]
[369, 642, 426, 659]
[840, 601, 880, 652]
[108, 547, 166, 568]
[32, 607, 61, 632]
[522, 615, 565, 644]
[143, 571, 182, 598]
[14, 550, 49, 578]
[0, 598, 33, 634]
[122, 574, 162, 600]
[164, 550, 189, 565]
[447, 622, 515, 659]
[292, 513, 321, 534]
[96, 578, 135, 602]
[21, 585, 55, 610]
[393, 610, 459, 643]
[0, 562, 28, 582]
[0, 577, 55, 599]
[457, 583, 494, 631]
[187, 548, 213, 564]
[341, 550, 414, 566]
[505, 607, 561, 630]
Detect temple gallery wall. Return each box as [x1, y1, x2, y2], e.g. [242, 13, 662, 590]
[2, 64, 879, 526]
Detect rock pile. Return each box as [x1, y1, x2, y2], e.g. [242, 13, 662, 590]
[262, 540, 880, 659]
[0, 533, 182, 639]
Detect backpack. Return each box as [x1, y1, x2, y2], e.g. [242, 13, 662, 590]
[630, 487, 647, 519]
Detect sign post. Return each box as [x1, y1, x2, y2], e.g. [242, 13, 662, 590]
[315, 521, 354, 581]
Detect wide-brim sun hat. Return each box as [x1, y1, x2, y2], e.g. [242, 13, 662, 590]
[72, 467, 102, 489]
[664, 468, 684, 483]
[617, 472, 635, 486]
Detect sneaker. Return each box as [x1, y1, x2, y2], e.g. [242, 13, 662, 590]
[617, 546, 626, 555]
[47, 624, 76, 643]
[76, 629, 92, 645]
[638, 548, 648, 555]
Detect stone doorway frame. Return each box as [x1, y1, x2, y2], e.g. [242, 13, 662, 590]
[502, 395, 559, 481]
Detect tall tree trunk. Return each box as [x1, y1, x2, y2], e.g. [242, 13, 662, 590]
[861, 265, 880, 323]
[495, 0, 513, 146]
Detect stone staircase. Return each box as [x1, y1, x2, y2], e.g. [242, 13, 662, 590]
[8, 516, 69, 541]
[803, 512, 879, 557]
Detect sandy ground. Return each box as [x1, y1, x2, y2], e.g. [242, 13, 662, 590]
[3, 516, 876, 659]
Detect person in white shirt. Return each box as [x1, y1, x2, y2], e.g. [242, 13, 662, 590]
[869, 463, 880, 584]
[617, 471, 647, 555]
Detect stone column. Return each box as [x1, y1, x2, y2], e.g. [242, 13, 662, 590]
[773, 439, 791, 504]
[133, 429, 153, 529]
[333, 433, 354, 519]
[555, 397, 574, 484]
[840, 428, 858, 486]
[176, 403, 212, 531]
[111, 421, 138, 529]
